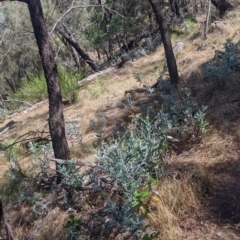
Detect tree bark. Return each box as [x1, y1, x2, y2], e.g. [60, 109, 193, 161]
[148, 0, 179, 86]
[169, 0, 180, 17]
[0, 1, 71, 178]
[58, 27, 98, 72]
[26, 0, 70, 165]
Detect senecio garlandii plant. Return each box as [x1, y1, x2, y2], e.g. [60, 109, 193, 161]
[98, 88, 208, 238]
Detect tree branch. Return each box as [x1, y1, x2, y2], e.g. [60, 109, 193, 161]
[48, 157, 102, 169]
[50, 2, 100, 36]
[0, 0, 27, 3]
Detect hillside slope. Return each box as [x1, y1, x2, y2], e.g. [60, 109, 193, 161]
[1, 5, 240, 239]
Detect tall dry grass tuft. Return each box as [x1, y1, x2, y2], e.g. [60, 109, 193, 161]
[148, 168, 209, 240]
[25, 207, 69, 240]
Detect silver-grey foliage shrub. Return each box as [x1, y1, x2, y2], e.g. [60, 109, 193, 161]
[98, 89, 208, 237]
[202, 39, 240, 82]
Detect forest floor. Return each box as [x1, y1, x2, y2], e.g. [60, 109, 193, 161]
[1, 5, 240, 240]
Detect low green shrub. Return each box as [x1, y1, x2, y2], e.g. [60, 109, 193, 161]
[58, 68, 84, 104]
[65, 215, 83, 240]
[14, 68, 84, 104]
[15, 73, 47, 103]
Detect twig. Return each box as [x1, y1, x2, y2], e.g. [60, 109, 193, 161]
[50, 2, 100, 36]
[0, 127, 9, 136]
[48, 157, 102, 168]
[2, 132, 50, 151]
[2, 98, 33, 107]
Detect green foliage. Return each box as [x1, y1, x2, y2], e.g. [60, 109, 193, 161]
[14, 68, 84, 104]
[58, 161, 83, 189]
[27, 140, 51, 175]
[0, 107, 8, 122]
[3, 138, 20, 165]
[29, 192, 44, 216]
[182, 19, 199, 36]
[0, 171, 24, 201]
[160, 88, 209, 139]
[202, 39, 240, 82]
[65, 215, 83, 240]
[86, 0, 148, 57]
[99, 112, 173, 198]
[104, 200, 145, 233]
[0, 146, 27, 201]
[58, 68, 84, 104]
[97, 87, 209, 237]
[194, 106, 209, 133]
[90, 109, 105, 135]
[15, 73, 47, 103]
[132, 189, 150, 207]
[65, 119, 82, 146]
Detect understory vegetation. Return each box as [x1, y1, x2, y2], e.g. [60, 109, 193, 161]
[1, 35, 240, 239]
[0, 74, 211, 239]
[0, 42, 240, 239]
[14, 68, 84, 105]
[1, 1, 240, 239]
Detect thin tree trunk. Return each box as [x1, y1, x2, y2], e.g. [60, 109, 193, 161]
[61, 24, 85, 69]
[204, 0, 211, 39]
[58, 27, 98, 72]
[5, 77, 16, 92]
[27, 0, 70, 179]
[148, 0, 179, 86]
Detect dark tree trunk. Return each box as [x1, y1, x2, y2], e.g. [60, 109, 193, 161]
[61, 24, 85, 69]
[27, 0, 70, 177]
[211, 0, 233, 18]
[58, 27, 98, 72]
[148, 0, 179, 86]
[5, 77, 16, 92]
[169, 0, 181, 17]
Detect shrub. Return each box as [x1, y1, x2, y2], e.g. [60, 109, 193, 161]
[97, 88, 209, 237]
[0, 139, 27, 201]
[15, 73, 47, 103]
[58, 68, 84, 104]
[0, 107, 8, 123]
[202, 39, 240, 82]
[14, 68, 84, 104]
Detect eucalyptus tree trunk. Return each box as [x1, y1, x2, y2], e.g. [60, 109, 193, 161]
[148, 0, 179, 86]
[0, 0, 71, 181]
[27, 0, 70, 161]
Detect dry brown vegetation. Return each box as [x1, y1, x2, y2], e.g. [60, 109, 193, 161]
[1, 4, 240, 240]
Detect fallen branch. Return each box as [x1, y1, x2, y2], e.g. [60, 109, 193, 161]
[78, 67, 114, 87]
[2, 98, 33, 107]
[0, 127, 9, 136]
[48, 157, 102, 168]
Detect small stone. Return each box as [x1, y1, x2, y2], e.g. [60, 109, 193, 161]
[216, 231, 223, 237]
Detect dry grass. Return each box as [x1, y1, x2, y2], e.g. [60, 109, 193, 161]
[1, 5, 240, 240]
[20, 207, 69, 240]
[148, 165, 210, 240]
